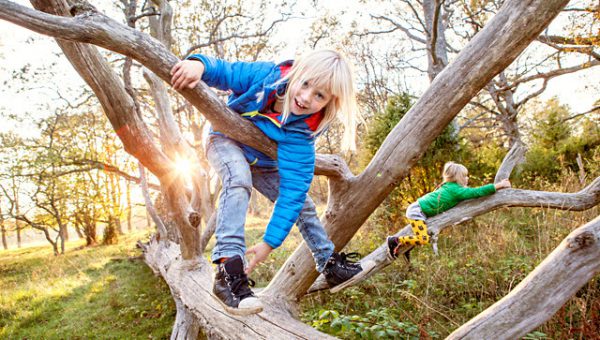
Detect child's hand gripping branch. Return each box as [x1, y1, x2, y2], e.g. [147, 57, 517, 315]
[170, 60, 205, 90]
[245, 242, 273, 274]
[495, 178, 511, 190]
[387, 162, 513, 261]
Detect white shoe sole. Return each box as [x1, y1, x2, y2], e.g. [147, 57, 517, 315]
[213, 294, 264, 316]
[329, 260, 376, 293]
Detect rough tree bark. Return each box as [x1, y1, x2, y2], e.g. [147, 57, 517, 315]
[3, 0, 598, 339]
[0, 204, 7, 250]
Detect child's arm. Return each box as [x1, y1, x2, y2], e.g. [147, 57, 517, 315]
[171, 54, 274, 94]
[244, 137, 316, 273]
[456, 178, 511, 200]
[455, 183, 497, 200]
[245, 242, 273, 274]
[263, 137, 316, 249]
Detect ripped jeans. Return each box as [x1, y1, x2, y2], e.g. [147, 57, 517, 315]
[206, 134, 334, 272]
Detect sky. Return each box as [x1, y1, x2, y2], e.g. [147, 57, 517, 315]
[0, 0, 598, 138]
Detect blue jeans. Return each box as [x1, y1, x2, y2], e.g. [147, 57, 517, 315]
[206, 134, 334, 272]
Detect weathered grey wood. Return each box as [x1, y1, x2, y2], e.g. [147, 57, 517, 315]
[141, 237, 336, 340]
[494, 140, 527, 183]
[0, 0, 345, 177]
[3, 0, 592, 338]
[423, 0, 449, 80]
[308, 176, 600, 292]
[447, 214, 600, 339]
[264, 0, 571, 301]
[171, 295, 202, 340]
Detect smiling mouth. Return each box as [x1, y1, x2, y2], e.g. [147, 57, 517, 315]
[295, 98, 307, 110]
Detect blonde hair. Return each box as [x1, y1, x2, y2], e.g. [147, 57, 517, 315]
[442, 161, 468, 185]
[279, 49, 359, 151]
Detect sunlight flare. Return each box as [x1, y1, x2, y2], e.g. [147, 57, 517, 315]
[173, 156, 196, 179]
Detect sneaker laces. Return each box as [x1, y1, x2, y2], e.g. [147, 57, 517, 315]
[339, 252, 362, 268]
[228, 274, 256, 300]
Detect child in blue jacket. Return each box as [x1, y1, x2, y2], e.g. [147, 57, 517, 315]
[171, 49, 363, 315]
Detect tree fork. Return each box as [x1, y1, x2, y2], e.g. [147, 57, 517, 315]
[308, 176, 600, 293]
[264, 0, 571, 301]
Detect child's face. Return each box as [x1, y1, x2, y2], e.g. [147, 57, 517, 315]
[289, 80, 332, 115]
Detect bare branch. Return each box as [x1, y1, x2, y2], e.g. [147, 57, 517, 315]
[538, 34, 598, 46]
[138, 161, 167, 239]
[563, 105, 600, 122]
[504, 60, 600, 92]
[515, 78, 548, 107]
[537, 37, 600, 60]
[184, 16, 288, 57]
[403, 0, 428, 33]
[449, 215, 600, 338]
[309, 176, 600, 293]
[368, 14, 427, 44]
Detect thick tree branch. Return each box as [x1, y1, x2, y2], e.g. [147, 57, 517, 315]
[140, 237, 336, 339]
[0, 0, 347, 178]
[448, 214, 600, 339]
[309, 176, 600, 293]
[494, 141, 527, 184]
[265, 0, 571, 301]
[429, 0, 443, 66]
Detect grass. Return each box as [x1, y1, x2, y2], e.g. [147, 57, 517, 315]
[1, 178, 599, 339]
[0, 231, 175, 339]
[298, 203, 600, 339]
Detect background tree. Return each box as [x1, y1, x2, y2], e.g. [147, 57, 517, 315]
[0, 132, 27, 248]
[1, 0, 599, 338]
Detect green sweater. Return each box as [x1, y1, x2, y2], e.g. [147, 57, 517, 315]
[417, 182, 496, 217]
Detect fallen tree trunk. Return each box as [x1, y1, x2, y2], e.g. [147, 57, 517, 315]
[140, 237, 336, 339]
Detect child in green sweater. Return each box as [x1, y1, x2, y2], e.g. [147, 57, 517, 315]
[387, 161, 511, 260]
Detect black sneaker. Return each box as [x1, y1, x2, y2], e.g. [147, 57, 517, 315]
[387, 236, 412, 263]
[213, 255, 263, 315]
[387, 236, 401, 260]
[323, 252, 363, 288]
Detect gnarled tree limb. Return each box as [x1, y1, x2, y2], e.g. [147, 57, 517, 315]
[264, 0, 571, 302]
[308, 176, 600, 292]
[0, 0, 347, 178]
[448, 214, 600, 339]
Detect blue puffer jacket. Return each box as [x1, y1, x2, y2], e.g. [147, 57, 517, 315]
[187, 54, 323, 249]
